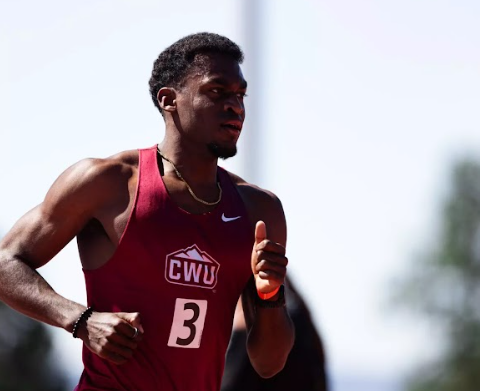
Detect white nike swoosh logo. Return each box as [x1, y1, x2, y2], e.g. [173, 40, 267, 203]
[221, 213, 241, 222]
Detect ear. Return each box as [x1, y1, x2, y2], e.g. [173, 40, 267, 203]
[157, 87, 177, 113]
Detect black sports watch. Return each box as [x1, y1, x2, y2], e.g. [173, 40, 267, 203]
[255, 285, 286, 308]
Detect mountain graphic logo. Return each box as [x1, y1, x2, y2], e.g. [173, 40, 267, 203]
[165, 244, 220, 289]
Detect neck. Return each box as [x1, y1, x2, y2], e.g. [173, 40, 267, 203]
[158, 137, 218, 187]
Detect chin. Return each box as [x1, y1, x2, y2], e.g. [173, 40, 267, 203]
[207, 143, 237, 160]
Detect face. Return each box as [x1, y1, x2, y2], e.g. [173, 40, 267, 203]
[173, 54, 247, 159]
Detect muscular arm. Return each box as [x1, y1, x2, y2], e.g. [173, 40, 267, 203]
[239, 185, 295, 378]
[0, 158, 143, 364]
[0, 159, 106, 329]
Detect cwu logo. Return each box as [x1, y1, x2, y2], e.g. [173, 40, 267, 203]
[165, 244, 220, 289]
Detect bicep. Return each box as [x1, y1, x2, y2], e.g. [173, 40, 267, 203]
[1, 202, 89, 269]
[0, 159, 109, 269]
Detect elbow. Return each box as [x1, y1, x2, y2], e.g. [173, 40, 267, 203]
[255, 362, 286, 379]
[247, 321, 295, 378]
[250, 351, 290, 379]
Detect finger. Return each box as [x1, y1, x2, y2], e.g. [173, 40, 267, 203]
[255, 241, 286, 256]
[257, 269, 284, 282]
[117, 324, 143, 342]
[255, 221, 267, 245]
[130, 326, 143, 341]
[121, 325, 141, 340]
[112, 318, 139, 339]
[131, 327, 139, 339]
[116, 312, 145, 334]
[255, 251, 288, 267]
[107, 331, 140, 349]
[255, 259, 287, 276]
[129, 314, 145, 334]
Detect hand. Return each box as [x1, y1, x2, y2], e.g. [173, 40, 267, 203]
[77, 311, 144, 365]
[251, 221, 288, 294]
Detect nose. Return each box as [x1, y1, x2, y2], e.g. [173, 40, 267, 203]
[224, 95, 245, 116]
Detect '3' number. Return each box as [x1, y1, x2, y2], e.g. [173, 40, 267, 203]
[168, 299, 208, 348]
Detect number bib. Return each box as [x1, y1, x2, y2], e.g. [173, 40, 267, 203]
[168, 298, 208, 348]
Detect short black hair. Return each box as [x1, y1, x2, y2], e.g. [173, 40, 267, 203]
[149, 32, 244, 116]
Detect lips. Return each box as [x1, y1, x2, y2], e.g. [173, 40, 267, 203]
[221, 120, 243, 132]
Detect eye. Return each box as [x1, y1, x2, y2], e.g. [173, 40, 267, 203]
[237, 92, 248, 98]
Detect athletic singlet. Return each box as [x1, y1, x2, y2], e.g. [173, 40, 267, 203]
[75, 145, 253, 391]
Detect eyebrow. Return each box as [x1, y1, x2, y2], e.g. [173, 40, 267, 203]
[207, 77, 248, 90]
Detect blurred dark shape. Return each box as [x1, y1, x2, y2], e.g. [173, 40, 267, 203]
[221, 277, 328, 391]
[395, 159, 480, 391]
[0, 301, 68, 391]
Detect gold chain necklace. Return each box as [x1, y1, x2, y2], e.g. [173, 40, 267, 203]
[157, 146, 222, 206]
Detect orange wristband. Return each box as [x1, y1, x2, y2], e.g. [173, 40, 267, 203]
[257, 286, 280, 300]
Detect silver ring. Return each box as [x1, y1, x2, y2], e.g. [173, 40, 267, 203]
[132, 327, 139, 339]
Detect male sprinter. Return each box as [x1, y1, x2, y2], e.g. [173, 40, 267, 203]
[0, 33, 294, 390]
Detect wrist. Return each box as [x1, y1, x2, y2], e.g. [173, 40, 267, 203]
[72, 307, 93, 338]
[257, 286, 280, 301]
[255, 285, 286, 308]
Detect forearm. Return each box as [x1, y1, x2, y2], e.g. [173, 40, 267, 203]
[0, 251, 85, 332]
[246, 305, 295, 378]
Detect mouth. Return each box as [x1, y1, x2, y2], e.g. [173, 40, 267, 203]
[220, 121, 242, 133]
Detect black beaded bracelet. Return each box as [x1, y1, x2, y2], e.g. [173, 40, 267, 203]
[72, 306, 93, 339]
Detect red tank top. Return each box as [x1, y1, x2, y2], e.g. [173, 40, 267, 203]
[75, 146, 253, 391]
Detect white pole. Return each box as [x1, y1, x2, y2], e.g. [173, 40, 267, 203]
[241, 0, 264, 184]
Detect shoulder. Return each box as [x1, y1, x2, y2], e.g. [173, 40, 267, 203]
[227, 171, 283, 210]
[44, 149, 139, 212]
[226, 171, 286, 245]
[58, 150, 137, 186]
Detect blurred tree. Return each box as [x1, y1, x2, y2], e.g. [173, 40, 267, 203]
[0, 230, 68, 391]
[396, 159, 480, 391]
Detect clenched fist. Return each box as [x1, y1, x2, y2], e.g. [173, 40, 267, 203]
[251, 221, 288, 295]
[77, 311, 144, 365]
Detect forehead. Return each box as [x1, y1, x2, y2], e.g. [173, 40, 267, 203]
[185, 53, 246, 88]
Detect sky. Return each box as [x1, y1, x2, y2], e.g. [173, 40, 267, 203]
[1, 1, 480, 390]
